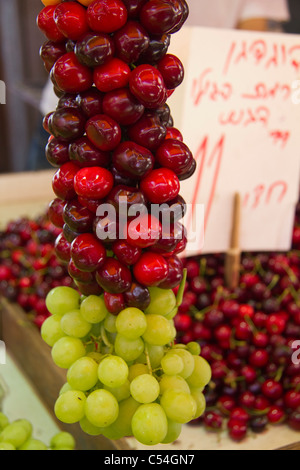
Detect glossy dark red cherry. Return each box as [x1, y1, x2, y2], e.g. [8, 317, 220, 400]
[75, 280, 103, 296]
[128, 113, 166, 151]
[54, 2, 89, 41]
[71, 233, 106, 272]
[52, 161, 80, 201]
[122, 0, 148, 18]
[106, 185, 146, 216]
[57, 93, 80, 110]
[156, 139, 193, 177]
[129, 64, 167, 108]
[77, 88, 104, 118]
[140, 168, 180, 203]
[159, 254, 184, 289]
[69, 136, 111, 168]
[156, 194, 186, 223]
[133, 251, 169, 287]
[74, 166, 114, 200]
[77, 196, 102, 214]
[94, 58, 131, 93]
[93, 213, 120, 245]
[137, 34, 170, 65]
[40, 40, 66, 73]
[75, 32, 115, 67]
[112, 141, 154, 180]
[96, 258, 132, 294]
[102, 88, 144, 126]
[68, 259, 95, 284]
[112, 240, 142, 266]
[139, 0, 183, 36]
[123, 281, 151, 310]
[125, 214, 162, 248]
[63, 199, 95, 233]
[104, 292, 125, 315]
[54, 232, 71, 264]
[87, 0, 128, 33]
[157, 53, 184, 89]
[165, 127, 183, 141]
[111, 167, 138, 187]
[52, 52, 93, 93]
[46, 137, 70, 167]
[85, 114, 122, 152]
[63, 223, 82, 243]
[37, 6, 65, 42]
[48, 107, 86, 142]
[48, 198, 66, 228]
[114, 21, 150, 64]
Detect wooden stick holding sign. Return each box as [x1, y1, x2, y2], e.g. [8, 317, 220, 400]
[225, 193, 241, 290]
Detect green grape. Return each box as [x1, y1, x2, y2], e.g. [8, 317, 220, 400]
[0, 413, 9, 432]
[54, 390, 86, 424]
[41, 314, 65, 347]
[113, 397, 140, 438]
[46, 287, 80, 316]
[145, 288, 177, 317]
[59, 382, 74, 395]
[115, 308, 147, 340]
[79, 416, 103, 436]
[80, 295, 108, 324]
[130, 374, 160, 404]
[51, 337, 86, 369]
[186, 356, 212, 389]
[114, 334, 144, 362]
[0, 422, 31, 448]
[161, 352, 184, 375]
[171, 348, 195, 379]
[84, 389, 119, 428]
[50, 432, 76, 450]
[104, 380, 131, 402]
[0, 442, 16, 450]
[190, 388, 206, 419]
[131, 403, 168, 446]
[60, 310, 92, 338]
[187, 342, 201, 356]
[136, 344, 165, 369]
[98, 355, 129, 388]
[128, 364, 149, 382]
[15, 420, 33, 437]
[86, 352, 102, 363]
[142, 315, 175, 346]
[104, 313, 117, 333]
[19, 439, 48, 450]
[161, 419, 182, 444]
[164, 307, 178, 320]
[67, 357, 99, 391]
[159, 375, 190, 395]
[160, 389, 197, 424]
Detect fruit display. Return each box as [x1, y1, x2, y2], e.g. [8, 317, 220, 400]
[0, 412, 75, 450]
[36, 0, 211, 447]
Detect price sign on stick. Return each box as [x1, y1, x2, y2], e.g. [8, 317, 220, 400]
[169, 27, 300, 256]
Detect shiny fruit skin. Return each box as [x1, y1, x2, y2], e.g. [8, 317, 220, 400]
[52, 52, 93, 93]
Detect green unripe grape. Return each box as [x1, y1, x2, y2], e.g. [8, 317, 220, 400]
[46, 287, 80, 316]
[145, 288, 177, 317]
[104, 380, 131, 402]
[161, 419, 182, 444]
[130, 374, 160, 404]
[0, 442, 16, 450]
[171, 348, 195, 379]
[86, 352, 103, 364]
[60, 310, 92, 338]
[104, 313, 117, 333]
[159, 375, 190, 395]
[0, 422, 31, 448]
[79, 417, 103, 436]
[186, 356, 212, 389]
[19, 439, 48, 450]
[136, 343, 165, 369]
[142, 315, 175, 346]
[84, 389, 119, 428]
[114, 334, 144, 362]
[51, 337, 86, 369]
[59, 382, 74, 395]
[131, 403, 168, 446]
[50, 432, 76, 450]
[98, 356, 129, 388]
[187, 342, 201, 356]
[190, 388, 206, 419]
[41, 314, 65, 347]
[15, 420, 33, 436]
[54, 390, 86, 424]
[67, 357, 99, 391]
[160, 389, 197, 424]
[80, 295, 109, 324]
[161, 352, 184, 375]
[115, 308, 147, 340]
[0, 413, 9, 432]
[128, 364, 149, 382]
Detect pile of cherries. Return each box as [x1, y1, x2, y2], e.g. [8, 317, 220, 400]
[37, 0, 195, 312]
[174, 201, 300, 441]
[0, 215, 73, 328]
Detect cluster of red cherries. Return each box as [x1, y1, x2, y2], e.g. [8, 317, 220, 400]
[37, 0, 194, 312]
[174, 201, 300, 441]
[0, 215, 73, 328]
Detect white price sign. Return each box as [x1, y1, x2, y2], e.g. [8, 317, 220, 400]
[169, 27, 300, 256]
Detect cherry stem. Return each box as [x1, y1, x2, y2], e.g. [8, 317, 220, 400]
[176, 268, 187, 308]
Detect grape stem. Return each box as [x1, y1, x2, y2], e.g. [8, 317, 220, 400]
[100, 324, 114, 353]
[144, 344, 153, 376]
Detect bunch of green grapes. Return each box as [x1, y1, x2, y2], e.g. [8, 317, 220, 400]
[41, 284, 211, 446]
[0, 412, 75, 450]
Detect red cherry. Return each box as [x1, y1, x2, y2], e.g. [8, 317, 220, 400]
[102, 88, 145, 126]
[125, 214, 162, 248]
[68, 260, 95, 284]
[77, 88, 104, 118]
[113, 20, 150, 64]
[104, 292, 125, 315]
[52, 161, 80, 200]
[85, 114, 122, 151]
[54, 233, 71, 263]
[157, 53, 184, 89]
[140, 0, 183, 36]
[133, 252, 169, 287]
[227, 418, 247, 441]
[52, 52, 93, 93]
[71, 233, 106, 272]
[94, 58, 131, 93]
[74, 166, 114, 200]
[40, 40, 66, 73]
[112, 240, 142, 266]
[96, 258, 132, 294]
[87, 0, 128, 33]
[165, 127, 183, 141]
[48, 198, 66, 228]
[54, 2, 89, 41]
[69, 137, 111, 168]
[129, 64, 167, 108]
[262, 379, 283, 401]
[75, 32, 115, 68]
[156, 138, 193, 177]
[140, 168, 180, 203]
[46, 137, 70, 167]
[37, 6, 65, 42]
